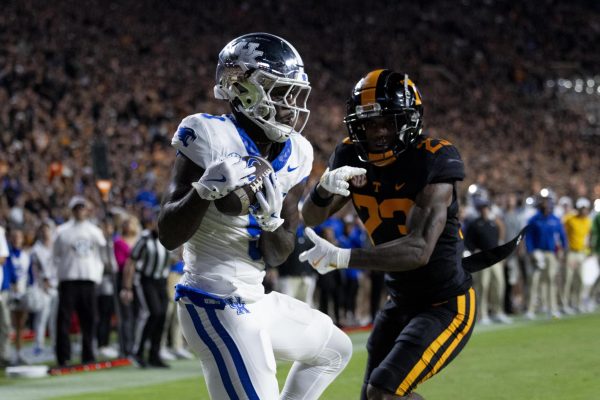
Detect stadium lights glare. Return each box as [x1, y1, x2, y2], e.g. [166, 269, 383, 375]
[540, 188, 550, 198]
[468, 184, 478, 194]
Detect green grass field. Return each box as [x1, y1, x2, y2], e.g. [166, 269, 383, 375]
[1, 312, 599, 399]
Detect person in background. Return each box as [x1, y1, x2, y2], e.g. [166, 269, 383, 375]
[53, 196, 108, 367]
[525, 190, 568, 319]
[589, 206, 600, 310]
[96, 218, 119, 359]
[275, 222, 317, 308]
[5, 226, 32, 365]
[501, 194, 528, 314]
[161, 249, 194, 361]
[113, 215, 140, 356]
[316, 227, 344, 326]
[562, 197, 592, 313]
[338, 214, 366, 326]
[30, 220, 57, 356]
[0, 225, 11, 367]
[121, 216, 173, 368]
[465, 198, 511, 325]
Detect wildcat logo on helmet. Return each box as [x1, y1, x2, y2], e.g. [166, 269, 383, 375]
[230, 41, 264, 69]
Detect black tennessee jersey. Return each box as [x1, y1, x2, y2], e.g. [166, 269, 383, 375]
[329, 136, 472, 307]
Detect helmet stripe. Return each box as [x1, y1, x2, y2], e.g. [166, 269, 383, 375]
[360, 69, 385, 106]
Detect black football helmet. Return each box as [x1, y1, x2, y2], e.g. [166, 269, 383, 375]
[214, 33, 311, 142]
[344, 69, 423, 166]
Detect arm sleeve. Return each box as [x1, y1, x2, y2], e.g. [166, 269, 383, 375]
[426, 143, 465, 184]
[171, 115, 214, 169]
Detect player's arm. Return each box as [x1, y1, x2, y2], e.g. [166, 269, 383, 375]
[302, 189, 349, 227]
[302, 166, 366, 226]
[260, 181, 306, 267]
[158, 154, 210, 250]
[350, 182, 452, 271]
[300, 182, 453, 273]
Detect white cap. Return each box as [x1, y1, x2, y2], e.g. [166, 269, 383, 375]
[575, 197, 590, 210]
[68, 196, 87, 210]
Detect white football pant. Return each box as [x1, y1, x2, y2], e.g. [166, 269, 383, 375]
[178, 289, 352, 400]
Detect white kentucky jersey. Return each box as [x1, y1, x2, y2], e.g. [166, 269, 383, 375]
[171, 113, 313, 301]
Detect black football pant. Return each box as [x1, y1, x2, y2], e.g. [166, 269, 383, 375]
[56, 280, 97, 366]
[361, 287, 476, 399]
[134, 277, 168, 362]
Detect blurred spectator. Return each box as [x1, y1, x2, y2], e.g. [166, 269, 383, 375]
[0, 226, 9, 367]
[316, 227, 343, 326]
[465, 199, 511, 325]
[525, 193, 568, 319]
[275, 225, 317, 308]
[113, 215, 140, 356]
[5, 226, 32, 364]
[161, 252, 194, 361]
[96, 218, 118, 359]
[121, 217, 173, 368]
[52, 196, 108, 367]
[337, 215, 366, 327]
[30, 220, 57, 356]
[562, 198, 592, 313]
[501, 194, 529, 313]
[590, 208, 600, 309]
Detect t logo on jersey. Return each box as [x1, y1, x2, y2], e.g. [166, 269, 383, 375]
[176, 127, 197, 147]
[225, 296, 250, 315]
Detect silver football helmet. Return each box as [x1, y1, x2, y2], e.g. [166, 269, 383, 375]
[214, 33, 311, 142]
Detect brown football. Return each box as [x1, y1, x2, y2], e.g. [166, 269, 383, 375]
[214, 156, 274, 216]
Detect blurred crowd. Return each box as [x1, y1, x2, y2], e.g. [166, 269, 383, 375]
[1, 0, 600, 367]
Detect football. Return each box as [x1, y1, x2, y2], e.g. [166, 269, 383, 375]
[214, 155, 274, 216]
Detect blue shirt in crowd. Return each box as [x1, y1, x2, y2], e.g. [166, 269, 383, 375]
[525, 212, 567, 253]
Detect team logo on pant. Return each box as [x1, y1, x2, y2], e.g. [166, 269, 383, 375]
[225, 296, 250, 315]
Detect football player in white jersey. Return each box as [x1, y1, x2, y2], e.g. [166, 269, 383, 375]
[158, 33, 352, 400]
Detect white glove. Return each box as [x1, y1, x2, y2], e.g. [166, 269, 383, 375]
[299, 227, 350, 274]
[319, 166, 367, 197]
[192, 155, 256, 200]
[250, 172, 284, 232]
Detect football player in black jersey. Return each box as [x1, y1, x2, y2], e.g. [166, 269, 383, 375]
[301, 69, 474, 400]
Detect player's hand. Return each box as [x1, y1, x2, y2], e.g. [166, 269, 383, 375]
[192, 155, 256, 200]
[318, 166, 367, 197]
[250, 172, 284, 232]
[299, 227, 350, 274]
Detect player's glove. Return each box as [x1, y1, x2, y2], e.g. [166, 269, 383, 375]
[299, 227, 350, 274]
[250, 172, 284, 232]
[318, 166, 367, 197]
[192, 155, 256, 200]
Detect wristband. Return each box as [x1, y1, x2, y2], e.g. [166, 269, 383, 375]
[310, 184, 333, 207]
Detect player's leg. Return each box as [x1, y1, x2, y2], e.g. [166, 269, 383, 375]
[361, 300, 411, 400]
[265, 292, 352, 400]
[177, 290, 279, 399]
[367, 288, 476, 399]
